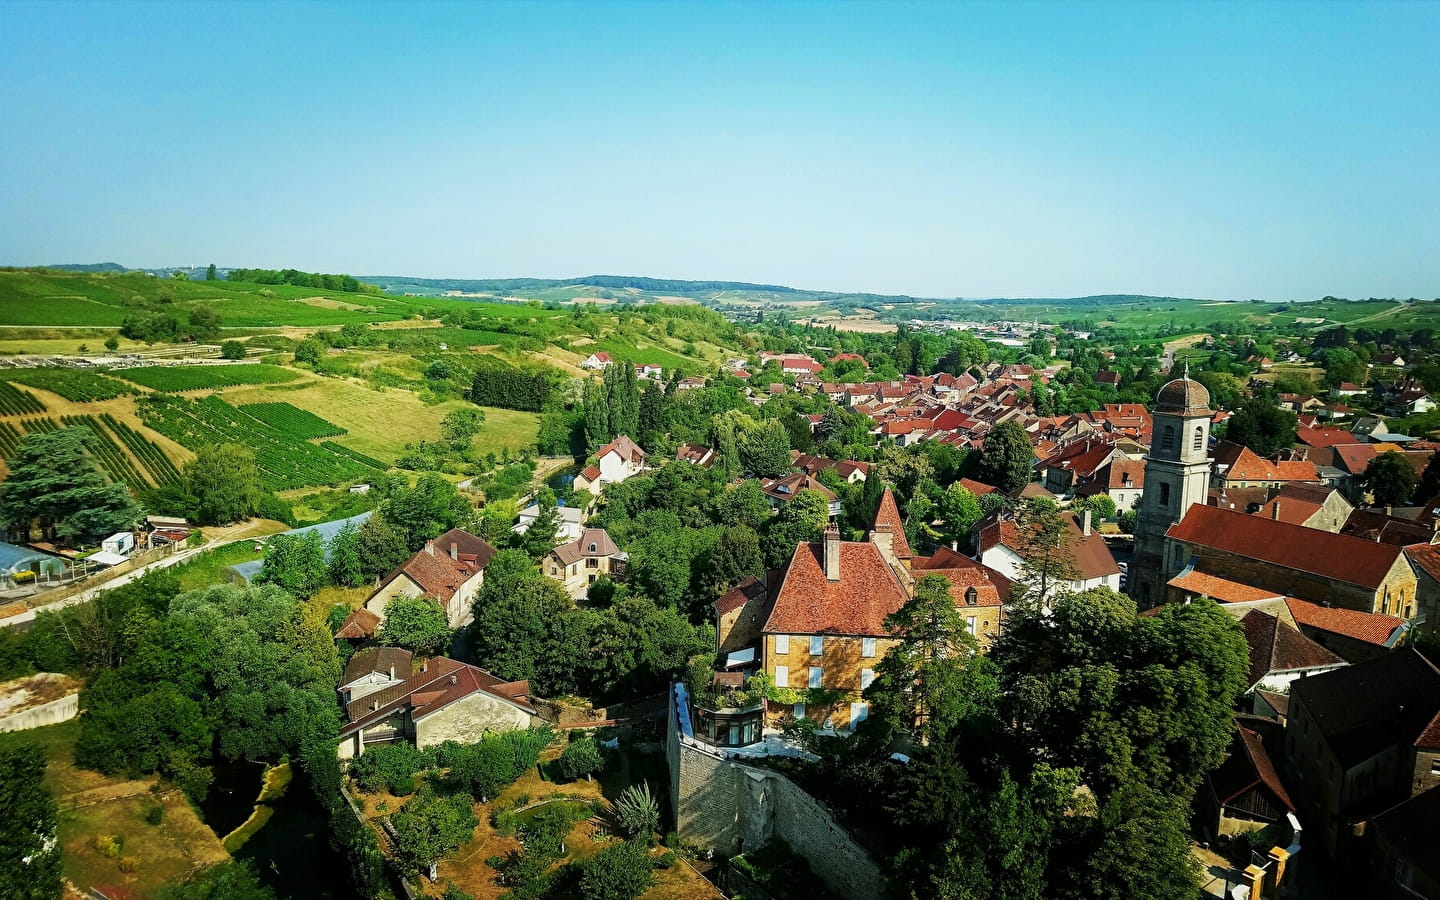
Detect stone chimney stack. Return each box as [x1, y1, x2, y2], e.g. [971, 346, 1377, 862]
[424, 542, 435, 556]
[450, 541, 458, 561]
[1272, 501, 1281, 521]
[1082, 509, 1092, 537]
[824, 526, 842, 582]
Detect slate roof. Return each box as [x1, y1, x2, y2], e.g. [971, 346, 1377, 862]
[340, 656, 534, 736]
[872, 487, 912, 559]
[342, 646, 413, 686]
[1166, 504, 1407, 590]
[1284, 598, 1405, 647]
[1239, 611, 1346, 688]
[762, 539, 910, 637]
[1288, 649, 1440, 768]
[1371, 786, 1440, 886]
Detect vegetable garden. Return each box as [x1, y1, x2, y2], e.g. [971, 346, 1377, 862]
[3, 368, 134, 401]
[139, 395, 382, 490]
[0, 381, 45, 415]
[117, 364, 300, 392]
[237, 402, 347, 439]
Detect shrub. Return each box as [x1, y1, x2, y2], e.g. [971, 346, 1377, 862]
[579, 839, 656, 900]
[612, 783, 659, 843]
[390, 774, 416, 797]
[94, 835, 123, 858]
[559, 736, 605, 782]
[657, 851, 677, 869]
[493, 808, 519, 838]
[144, 803, 165, 826]
[443, 727, 553, 802]
[348, 742, 432, 794]
[118, 856, 140, 874]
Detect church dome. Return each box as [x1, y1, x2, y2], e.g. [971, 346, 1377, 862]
[1155, 375, 1211, 416]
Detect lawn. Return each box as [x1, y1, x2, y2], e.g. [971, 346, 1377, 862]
[171, 540, 265, 592]
[219, 378, 539, 463]
[0, 719, 229, 897]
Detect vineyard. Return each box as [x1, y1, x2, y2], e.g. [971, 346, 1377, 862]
[0, 381, 45, 416]
[60, 416, 150, 489]
[319, 441, 388, 471]
[0, 421, 24, 457]
[100, 414, 184, 486]
[3, 368, 134, 401]
[0, 414, 182, 490]
[139, 395, 382, 490]
[238, 402, 347, 439]
[118, 364, 300, 392]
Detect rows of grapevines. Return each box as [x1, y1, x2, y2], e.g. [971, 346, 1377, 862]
[60, 415, 149, 489]
[138, 395, 375, 490]
[100, 414, 183, 486]
[118, 364, 299, 392]
[319, 441, 388, 470]
[0, 381, 45, 415]
[4, 368, 134, 401]
[0, 421, 23, 457]
[237, 402, 347, 439]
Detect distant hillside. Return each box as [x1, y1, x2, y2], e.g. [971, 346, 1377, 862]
[364, 274, 803, 297]
[41, 262, 128, 273]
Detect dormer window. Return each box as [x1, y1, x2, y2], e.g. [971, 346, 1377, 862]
[589, 543, 597, 553]
[965, 587, 978, 606]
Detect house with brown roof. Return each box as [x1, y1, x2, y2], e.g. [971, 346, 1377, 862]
[790, 452, 869, 484]
[1284, 597, 1407, 663]
[1283, 649, 1440, 857]
[339, 646, 414, 703]
[1036, 438, 1123, 496]
[911, 546, 1007, 649]
[1235, 610, 1347, 693]
[335, 607, 382, 641]
[760, 473, 840, 518]
[363, 529, 498, 629]
[574, 434, 647, 496]
[1201, 723, 1296, 840]
[1164, 505, 1419, 617]
[675, 443, 715, 467]
[1074, 458, 1146, 512]
[1253, 482, 1353, 532]
[976, 508, 1121, 601]
[543, 527, 625, 597]
[1210, 440, 1320, 490]
[337, 656, 538, 759]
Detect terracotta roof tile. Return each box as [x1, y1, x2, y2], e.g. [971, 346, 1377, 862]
[1166, 504, 1406, 590]
[1169, 570, 1284, 603]
[551, 528, 618, 566]
[335, 607, 381, 639]
[872, 487, 912, 559]
[342, 646, 413, 685]
[1210, 723, 1295, 812]
[716, 575, 767, 616]
[763, 540, 910, 636]
[1239, 610, 1346, 687]
[1284, 597, 1404, 647]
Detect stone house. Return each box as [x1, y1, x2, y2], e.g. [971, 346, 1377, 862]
[1236, 610, 1347, 694]
[1074, 458, 1146, 513]
[337, 656, 537, 759]
[760, 473, 841, 519]
[1251, 482, 1353, 532]
[976, 508, 1122, 599]
[1200, 723, 1296, 840]
[574, 434, 647, 496]
[1210, 441, 1320, 491]
[1035, 439, 1122, 497]
[363, 529, 498, 629]
[513, 503, 586, 544]
[1402, 543, 1440, 640]
[910, 546, 1007, 650]
[1163, 505, 1419, 617]
[1283, 649, 1440, 857]
[543, 527, 625, 596]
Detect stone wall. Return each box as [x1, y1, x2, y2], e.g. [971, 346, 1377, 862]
[414, 692, 534, 748]
[0, 693, 78, 732]
[668, 687, 886, 900]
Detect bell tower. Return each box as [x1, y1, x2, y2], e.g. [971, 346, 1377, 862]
[1132, 366, 1214, 605]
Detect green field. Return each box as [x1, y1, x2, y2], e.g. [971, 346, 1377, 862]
[2, 368, 134, 401]
[118, 363, 300, 392]
[238, 402, 346, 439]
[0, 380, 45, 415]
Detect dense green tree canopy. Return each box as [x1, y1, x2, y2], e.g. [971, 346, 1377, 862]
[185, 443, 263, 526]
[0, 745, 61, 900]
[976, 421, 1034, 493]
[0, 427, 142, 544]
[1363, 450, 1419, 507]
[378, 594, 453, 656]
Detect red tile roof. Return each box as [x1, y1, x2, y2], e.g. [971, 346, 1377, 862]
[872, 487, 912, 559]
[1210, 724, 1295, 813]
[383, 532, 494, 602]
[912, 546, 1012, 601]
[1296, 426, 1358, 449]
[1169, 570, 1283, 603]
[1166, 504, 1407, 590]
[1239, 611, 1346, 687]
[1212, 440, 1319, 483]
[578, 464, 601, 482]
[763, 540, 910, 637]
[1405, 542, 1440, 583]
[978, 511, 1119, 580]
[340, 656, 534, 736]
[957, 477, 1000, 496]
[595, 434, 646, 465]
[335, 607, 382, 640]
[1332, 443, 1378, 475]
[716, 575, 768, 616]
[1283, 597, 1404, 646]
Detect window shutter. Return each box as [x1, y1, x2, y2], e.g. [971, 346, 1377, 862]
[861, 668, 874, 689]
[775, 634, 789, 654]
[774, 665, 788, 688]
[808, 666, 823, 689]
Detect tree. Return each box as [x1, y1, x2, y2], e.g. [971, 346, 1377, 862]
[612, 782, 659, 841]
[257, 530, 329, 598]
[1009, 499, 1079, 612]
[328, 522, 364, 587]
[1417, 452, 1440, 502]
[558, 735, 605, 781]
[390, 786, 478, 877]
[702, 526, 763, 598]
[205, 263, 217, 281]
[0, 745, 61, 900]
[1363, 451, 1418, 507]
[357, 512, 410, 580]
[121, 309, 181, 343]
[0, 427, 142, 544]
[381, 474, 471, 550]
[935, 483, 984, 545]
[760, 489, 830, 569]
[517, 503, 559, 559]
[220, 340, 246, 360]
[104, 335, 120, 351]
[378, 594, 453, 656]
[468, 575, 577, 693]
[154, 861, 277, 900]
[583, 378, 611, 450]
[1320, 347, 1365, 388]
[715, 479, 772, 529]
[1225, 394, 1297, 457]
[188, 305, 222, 342]
[441, 408, 486, 450]
[185, 443, 262, 525]
[740, 419, 793, 477]
[293, 338, 325, 366]
[976, 421, 1033, 493]
[579, 840, 655, 900]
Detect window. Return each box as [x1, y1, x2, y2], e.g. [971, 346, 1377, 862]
[775, 634, 789, 654]
[964, 587, 978, 606]
[1160, 425, 1175, 451]
[810, 635, 824, 655]
[1193, 426, 1205, 451]
[1430, 758, 1440, 776]
[849, 702, 869, 729]
[966, 616, 978, 636]
[586, 558, 598, 569]
[774, 665, 789, 687]
[793, 701, 806, 719]
[588, 542, 597, 552]
[1159, 482, 1171, 508]
[861, 668, 874, 689]
[808, 666, 823, 689]
[862, 637, 877, 658]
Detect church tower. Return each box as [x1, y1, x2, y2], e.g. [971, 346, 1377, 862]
[1131, 368, 1214, 605]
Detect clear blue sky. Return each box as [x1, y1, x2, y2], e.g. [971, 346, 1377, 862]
[2, 1, 1437, 300]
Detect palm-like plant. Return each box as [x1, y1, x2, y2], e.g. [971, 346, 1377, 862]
[612, 782, 659, 842]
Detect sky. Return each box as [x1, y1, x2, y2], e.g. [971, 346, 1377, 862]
[2, 1, 1438, 300]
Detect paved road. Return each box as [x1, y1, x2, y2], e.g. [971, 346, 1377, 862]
[0, 540, 219, 628]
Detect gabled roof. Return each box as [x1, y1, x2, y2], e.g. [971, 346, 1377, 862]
[550, 528, 618, 566]
[340, 656, 535, 736]
[957, 477, 1000, 496]
[1295, 426, 1357, 449]
[762, 472, 837, 503]
[1209, 723, 1295, 813]
[342, 646, 413, 687]
[1166, 504, 1408, 590]
[381, 531, 494, 603]
[1288, 649, 1440, 768]
[1037, 439, 1117, 479]
[872, 487, 912, 559]
[977, 510, 1119, 580]
[716, 575, 769, 617]
[1212, 440, 1319, 483]
[1169, 570, 1284, 604]
[1239, 611, 1346, 688]
[595, 434, 646, 464]
[762, 539, 910, 637]
[1283, 597, 1405, 647]
[335, 607, 381, 640]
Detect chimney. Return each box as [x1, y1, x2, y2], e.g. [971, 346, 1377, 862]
[424, 542, 435, 556]
[824, 527, 842, 582]
[1271, 502, 1281, 521]
[450, 541, 458, 561]
[450, 674, 457, 685]
[1082, 509, 1092, 537]
[1386, 505, 1394, 518]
